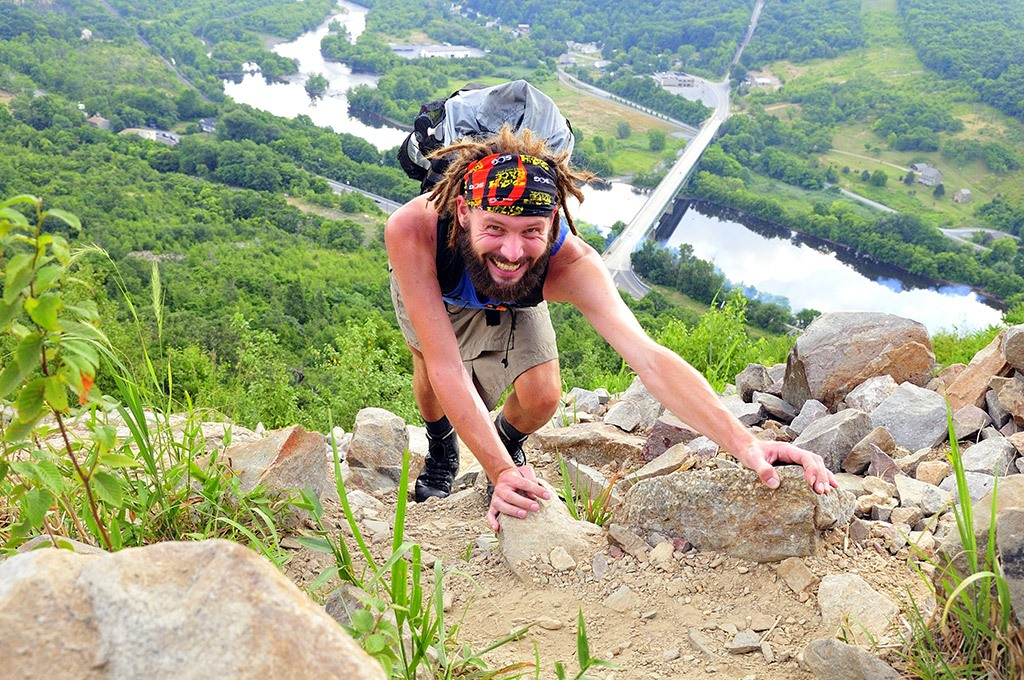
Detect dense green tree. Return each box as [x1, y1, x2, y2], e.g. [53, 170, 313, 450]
[900, 0, 1024, 121]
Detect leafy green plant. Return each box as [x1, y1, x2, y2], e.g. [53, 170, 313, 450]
[295, 437, 532, 678]
[656, 291, 791, 392]
[1, 194, 121, 549]
[556, 454, 618, 527]
[1, 196, 289, 558]
[900, 408, 1024, 678]
[553, 610, 618, 680]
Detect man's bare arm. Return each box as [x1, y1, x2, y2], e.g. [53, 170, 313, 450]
[545, 236, 836, 493]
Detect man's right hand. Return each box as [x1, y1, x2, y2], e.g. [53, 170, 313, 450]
[486, 465, 551, 532]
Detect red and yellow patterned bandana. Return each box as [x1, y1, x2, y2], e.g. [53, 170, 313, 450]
[463, 153, 558, 216]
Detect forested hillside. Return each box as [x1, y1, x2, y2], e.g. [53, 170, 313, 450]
[741, 0, 864, 66]
[2, 0, 1018, 439]
[900, 0, 1024, 122]
[0, 0, 713, 432]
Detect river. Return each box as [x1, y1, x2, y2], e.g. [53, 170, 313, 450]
[223, 1, 407, 150]
[222, 1, 1002, 335]
[659, 202, 1003, 335]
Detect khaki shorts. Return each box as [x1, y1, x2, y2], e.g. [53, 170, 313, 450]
[390, 272, 559, 410]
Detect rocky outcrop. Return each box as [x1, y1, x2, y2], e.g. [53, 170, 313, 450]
[0, 540, 385, 679]
[226, 424, 330, 497]
[614, 466, 856, 562]
[944, 330, 1011, 410]
[781, 312, 934, 410]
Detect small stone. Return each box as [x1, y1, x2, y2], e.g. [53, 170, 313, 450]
[536, 616, 564, 630]
[688, 628, 717, 660]
[603, 584, 635, 613]
[776, 557, 816, 594]
[761, 640, 775, 664]
[550, 546, 577, 572]
[476, 535, 499, 551]
[726, 630, 762, 654]
[749, 612, 776, 631]
[664, 647, 681, 661]
[650, 542, 675, 570]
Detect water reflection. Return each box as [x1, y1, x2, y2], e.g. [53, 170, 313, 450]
[222, 1, 407, 150]
[569, 181, 648, 232]
[662, 202, 1003, 335]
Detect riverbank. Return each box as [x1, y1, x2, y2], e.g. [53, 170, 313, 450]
[659, 197, 1006, 331]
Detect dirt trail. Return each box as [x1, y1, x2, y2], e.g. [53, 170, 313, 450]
[284, 453, 923, 679]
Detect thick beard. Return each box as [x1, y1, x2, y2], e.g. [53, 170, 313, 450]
[457, 228, 552, 305]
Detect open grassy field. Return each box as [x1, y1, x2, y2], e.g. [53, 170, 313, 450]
[539, 80, 687, 178]
[754, 0, 1024, 226]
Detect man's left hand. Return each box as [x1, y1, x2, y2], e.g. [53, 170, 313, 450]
[737, 440, 838, 494]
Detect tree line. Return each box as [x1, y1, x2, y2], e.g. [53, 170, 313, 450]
[899, 0, 1024, 122]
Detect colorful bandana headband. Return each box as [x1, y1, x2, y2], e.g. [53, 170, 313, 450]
[463, 153, 558, 217]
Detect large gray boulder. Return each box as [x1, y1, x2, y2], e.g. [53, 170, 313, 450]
[348, 407, 410, 470]
[782, 312, 934, 410]
[498, 480, 603, 580]
[997, 508, 1024, 626]
[735, 363, 771, 402]
[961, 437, 1017, 477]
[793, 409, 874, 473]
[939, 475, 1024, 574]
[939, 470, 995, 503]
[615, 466, 855, 563]
[0, 540, 385, 679]
[802, 638, 901, 680]
[870, 382, 949, 451]
[844, 375, 899, 414]
[619, 376, 666, 432]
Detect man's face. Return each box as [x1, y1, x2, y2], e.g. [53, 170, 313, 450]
[456, 196, 557, 304]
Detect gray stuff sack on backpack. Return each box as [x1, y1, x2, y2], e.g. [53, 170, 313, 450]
[397, 79, 575, 193]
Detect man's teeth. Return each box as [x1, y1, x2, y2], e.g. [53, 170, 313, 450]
[492, 259, 521, 272]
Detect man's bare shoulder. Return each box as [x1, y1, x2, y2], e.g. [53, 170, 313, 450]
[545, 232, 609, 302]
[386, 195, 439, 255]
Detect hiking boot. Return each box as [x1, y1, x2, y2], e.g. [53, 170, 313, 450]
[414, 428, 460, 502]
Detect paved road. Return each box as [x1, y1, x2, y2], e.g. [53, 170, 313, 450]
[836, 187, 896, 213]
[325, 178, 402, 214]
[600, 0, 762, 299]
[603, 96, 730, 298]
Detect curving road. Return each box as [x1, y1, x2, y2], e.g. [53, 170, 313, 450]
[325, 178, 402, 214]
[601, 0, 763, 299]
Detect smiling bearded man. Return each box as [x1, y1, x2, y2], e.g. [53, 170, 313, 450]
[386, 124, 837, 533]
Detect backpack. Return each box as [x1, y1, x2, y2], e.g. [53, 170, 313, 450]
[397, 79, 575, 193]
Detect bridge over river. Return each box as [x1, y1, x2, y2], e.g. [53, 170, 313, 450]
[601, 88, 730, 299]
[601, 0, 763, 299]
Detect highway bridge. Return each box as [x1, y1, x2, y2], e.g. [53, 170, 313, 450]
[601, 84, 730, 299]
[600, 0, 764, 299]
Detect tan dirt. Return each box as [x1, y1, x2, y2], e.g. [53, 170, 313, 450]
[284, 452, 926, 679]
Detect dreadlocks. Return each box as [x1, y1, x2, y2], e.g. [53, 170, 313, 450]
[426, 124, 596, 250]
